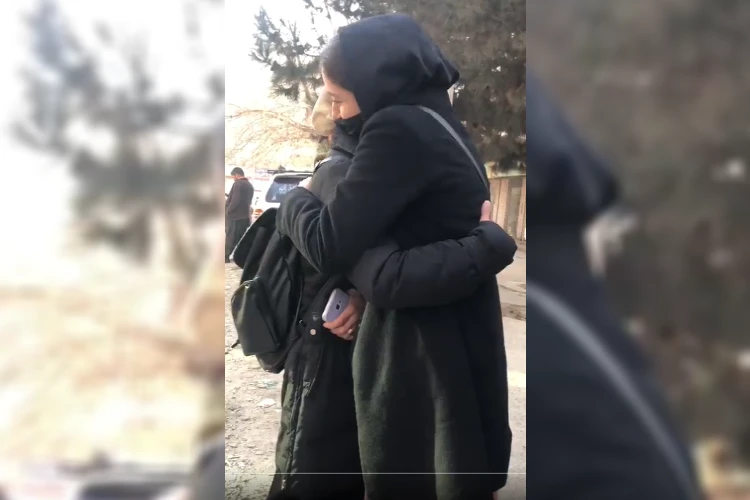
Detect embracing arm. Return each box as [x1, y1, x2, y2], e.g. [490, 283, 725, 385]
[276, 108, 428, 275]
[348, 220, 517, 309]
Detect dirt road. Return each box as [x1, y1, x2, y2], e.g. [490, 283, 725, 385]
[225, 247, 527, 500]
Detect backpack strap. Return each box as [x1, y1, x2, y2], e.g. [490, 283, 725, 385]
[416, 105, 490, 193]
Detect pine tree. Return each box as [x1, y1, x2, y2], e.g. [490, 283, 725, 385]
[15, 0, 223, 279]
[252, 7, 324, 108]
[251, 0, 526, 172]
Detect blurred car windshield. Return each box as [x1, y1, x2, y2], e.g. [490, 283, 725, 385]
[265, 176, 308, 203]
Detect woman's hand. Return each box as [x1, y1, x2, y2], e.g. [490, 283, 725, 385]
[297, 176, 312, 190]
[480, 200, 492, 222]
[323, 289, 365, 341]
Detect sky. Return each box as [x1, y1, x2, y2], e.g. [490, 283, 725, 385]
[225, 0, 346, 106]
[0, 2, 72, 277]
[226, 0, 270, 106]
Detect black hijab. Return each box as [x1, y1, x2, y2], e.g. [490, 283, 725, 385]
[336, 14, 459, 121]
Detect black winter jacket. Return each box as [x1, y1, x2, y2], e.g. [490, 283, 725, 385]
[526, 73, 702, 500]
[272, 122, 516, 500]
[277, 14, 513, 500]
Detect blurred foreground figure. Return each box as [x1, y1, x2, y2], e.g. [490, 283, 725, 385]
[186, 437, 224, 500]
[180, 178, 225, 500]
[526, 73, 703, 500]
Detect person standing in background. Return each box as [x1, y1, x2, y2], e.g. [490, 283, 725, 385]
[225, 167, 254, 263]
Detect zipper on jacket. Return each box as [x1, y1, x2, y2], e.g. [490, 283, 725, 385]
[281, 270, 306, 490]
[527, 281, 699, 500]
[281, 276, 340, 490]
[282, 318, 306, 491]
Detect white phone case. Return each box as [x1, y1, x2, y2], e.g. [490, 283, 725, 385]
[322, 288, 350, 323]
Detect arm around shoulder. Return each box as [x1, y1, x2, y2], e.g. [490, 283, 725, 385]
[277, 108, 432, 274]
[348, 222, 517, 309]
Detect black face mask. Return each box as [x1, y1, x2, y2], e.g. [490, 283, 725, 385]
[335, 114, 365, 138]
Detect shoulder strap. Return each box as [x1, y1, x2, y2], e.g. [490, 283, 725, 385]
[527, 281, 698, 500]
[313, 157, 333, 174]
[416, 105, 490, 193]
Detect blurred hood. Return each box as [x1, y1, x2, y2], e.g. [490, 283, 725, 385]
[526, 72, 619, 226]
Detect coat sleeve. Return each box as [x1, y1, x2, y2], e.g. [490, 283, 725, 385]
[307, 156, 351, 204]
[276, 108, 429, 274]
[347, 222, 517, 309]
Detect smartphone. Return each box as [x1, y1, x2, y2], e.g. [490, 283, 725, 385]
[322, 288, 350, 323]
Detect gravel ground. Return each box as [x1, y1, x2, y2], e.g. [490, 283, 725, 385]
[225, 248, 527, 500]
[224, 264, 283, 499]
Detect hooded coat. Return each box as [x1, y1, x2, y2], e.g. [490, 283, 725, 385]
[272, 122, 516, 500]
[526, 73, 701, 500]
[269, 130, 364, 500]
[277, 14, 512, 500]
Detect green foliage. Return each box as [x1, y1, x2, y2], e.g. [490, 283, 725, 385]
[252, 0, 526, 171]
[252, 8, 322, 107]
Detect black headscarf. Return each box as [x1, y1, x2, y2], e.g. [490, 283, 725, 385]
[336, 14, 459, 121]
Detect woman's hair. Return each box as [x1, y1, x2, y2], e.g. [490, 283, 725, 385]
[319, 32, 346, 87]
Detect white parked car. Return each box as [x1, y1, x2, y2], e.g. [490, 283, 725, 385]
[251, 171, 312, 222]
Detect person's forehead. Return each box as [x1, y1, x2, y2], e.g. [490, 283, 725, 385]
[323, 78, 349, 98]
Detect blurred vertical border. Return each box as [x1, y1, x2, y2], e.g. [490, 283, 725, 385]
[529, 0, 750, 496]
[0, 0, 224, 498]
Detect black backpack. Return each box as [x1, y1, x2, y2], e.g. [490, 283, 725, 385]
[230, 208, 303, 373]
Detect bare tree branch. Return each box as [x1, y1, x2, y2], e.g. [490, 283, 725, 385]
[225, 98, 317, 169]
[226, 107, 314, 135]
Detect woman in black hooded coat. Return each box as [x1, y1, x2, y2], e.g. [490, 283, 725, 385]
[276, 14, 512, 500]
[269, 115, 516, 500]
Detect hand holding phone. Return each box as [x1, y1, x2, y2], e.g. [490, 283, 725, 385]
[322, 288, 351, 323]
